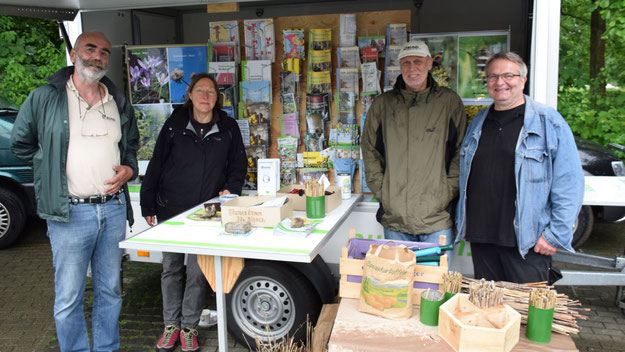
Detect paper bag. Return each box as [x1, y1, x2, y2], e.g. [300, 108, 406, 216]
[358, 242, 416, 319]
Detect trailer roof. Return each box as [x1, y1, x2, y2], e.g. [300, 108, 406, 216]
[0, 0, 261, 20]
[0, 0, 248, 10]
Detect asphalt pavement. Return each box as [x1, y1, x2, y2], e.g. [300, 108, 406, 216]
[1, 217, 625, 351]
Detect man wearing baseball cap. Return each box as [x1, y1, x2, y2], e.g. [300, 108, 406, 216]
[362, 40, 466, 257]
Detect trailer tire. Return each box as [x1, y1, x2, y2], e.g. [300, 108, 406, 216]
[572, 205, 593, 249]
[226, 260, 321, 349]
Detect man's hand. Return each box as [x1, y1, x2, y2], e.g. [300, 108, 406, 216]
[219, 189, 231, 196]
[534, 235, 557, 256]
[144, 216, 156, 226]
[104, 165, 133, 194]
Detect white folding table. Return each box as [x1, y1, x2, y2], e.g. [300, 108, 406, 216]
[119, 194, 362, 351]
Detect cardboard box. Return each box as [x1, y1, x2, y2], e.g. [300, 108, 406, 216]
[438, 294, 521, 352]
[257, 158, 280, 196]
[221, 196, 293, 227]
[338, 234, 448, 306]
[277, 185, 342, 213]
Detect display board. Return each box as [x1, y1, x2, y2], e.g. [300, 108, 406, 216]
[125, 10, 411, 193]
[123, 16, 514, 196]
[125, 14, 513, 198]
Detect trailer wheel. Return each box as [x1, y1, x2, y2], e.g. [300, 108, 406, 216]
[226, 260, 321, 349]
[572, 205, 593, 249]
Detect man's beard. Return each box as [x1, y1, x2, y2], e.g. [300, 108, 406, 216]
[75, 56, 108, 84]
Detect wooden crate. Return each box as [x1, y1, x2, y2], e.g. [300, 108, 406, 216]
[338, 229, 448, 306]
[438, 294, 521, 352]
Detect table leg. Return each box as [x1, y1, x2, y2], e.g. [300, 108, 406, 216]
[215, 255, 228, 352]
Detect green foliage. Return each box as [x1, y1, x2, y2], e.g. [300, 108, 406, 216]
[561, 0, 625, 88]
[559, 0, 625, 157]
[560, 0, 591, 87]
[558, 86, 625, 154]
[598, 0, 625, 40]
[0, 15, 66, 105]
[596, 0, 625, 86]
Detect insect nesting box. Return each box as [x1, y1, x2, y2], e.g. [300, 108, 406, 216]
[438, 294, 521, 352]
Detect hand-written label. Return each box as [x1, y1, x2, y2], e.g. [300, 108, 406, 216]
[224, 208, 268, 225]
[226, 209, 264, 217]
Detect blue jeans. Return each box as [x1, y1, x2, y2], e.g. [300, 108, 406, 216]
[383, 227, 454, 266]
[47, 193, 127, 352]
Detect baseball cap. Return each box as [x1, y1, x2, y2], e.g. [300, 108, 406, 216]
[397, 40, 431, 60]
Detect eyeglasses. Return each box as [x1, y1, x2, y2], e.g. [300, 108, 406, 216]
[486, 73, 521, 82]
[72, 87, 113, 137]
[193, 88, 218, 96]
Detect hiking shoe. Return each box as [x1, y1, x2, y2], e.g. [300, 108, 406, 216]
[156, 324, 180, 352]
[180, 327, 200, 352]
[198, 309, 218, 328]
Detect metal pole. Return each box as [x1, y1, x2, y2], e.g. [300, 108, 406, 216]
[215, 256, 229, 352]
[57, 20, 72, 54]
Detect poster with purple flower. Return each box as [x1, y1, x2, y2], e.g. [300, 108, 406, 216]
[127, 47, 170, 104]
[167, 45, 208, 104]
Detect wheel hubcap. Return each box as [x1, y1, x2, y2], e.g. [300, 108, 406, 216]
[231, 276, 295, 341]
[0, 202, 11, 239]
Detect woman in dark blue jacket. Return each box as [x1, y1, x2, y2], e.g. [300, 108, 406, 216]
[140, 73, 246, 352]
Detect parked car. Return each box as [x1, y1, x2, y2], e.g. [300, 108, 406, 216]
[572, 137, 625, 248]
[0, 97, 36, 249]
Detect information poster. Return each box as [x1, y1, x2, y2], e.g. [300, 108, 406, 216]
[411, 30, 509, 104]
[167, 46, 208, 104]
[411, 34, 458, 91]
[127, 45, 210, 161]
[134, 104, 173, 160]
[127, 47, 170, 104]
[457, 34, 508, 100]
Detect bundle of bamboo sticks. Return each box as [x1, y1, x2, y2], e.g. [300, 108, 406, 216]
[304, 179, 323, 197]
[468, 279, 503, 309]
[442, 271, 463, 294]
[530, 288, 557, 310]
[462, 277, 589, 335]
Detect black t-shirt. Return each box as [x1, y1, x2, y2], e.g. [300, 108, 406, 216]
[465, 104, 525, 247]
[189, 109, 215, 139]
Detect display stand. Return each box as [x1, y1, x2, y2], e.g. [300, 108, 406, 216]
[267, 10, 411, 191]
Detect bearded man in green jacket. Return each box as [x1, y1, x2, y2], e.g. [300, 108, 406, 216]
[10, 32, 138, 352]
[361, 40, 466, 259]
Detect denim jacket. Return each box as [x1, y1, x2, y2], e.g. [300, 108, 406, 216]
[455, 95, 584, 257]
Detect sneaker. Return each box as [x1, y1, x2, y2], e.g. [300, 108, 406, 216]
[156, 324, 180, 352]
[180, 327, 200, 352]
[198, 309, 218, 328]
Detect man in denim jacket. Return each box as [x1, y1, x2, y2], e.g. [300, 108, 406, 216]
[454, 52, 584, 283]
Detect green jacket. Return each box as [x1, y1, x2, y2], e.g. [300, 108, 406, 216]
[10, 66, 139, 225]
[361, 74, 466, 234]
